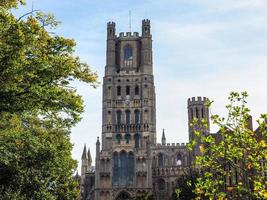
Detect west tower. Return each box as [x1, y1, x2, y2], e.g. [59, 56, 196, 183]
[80, 19, 213, 200]
[95, 19, 156, 200]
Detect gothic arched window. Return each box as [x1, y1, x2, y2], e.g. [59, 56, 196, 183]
[134, 134, 140, 148]
[176, 154, 182, 166]
[144, 110, 148, 123]
[135, 85, 139, 95]
[116, 110, 121, 125]
[120, 151, 127, 185]
[196, 107, 199, 120]
[128, 152, 134, 183]
[126, 86, 130, 96]
[125, 110, 131, 125]
[134, 110, 140, 124]
[113, 152, 119, 185]
[158, 153, 164, 167]
[117, 86, 121, 96]
[116, 134, 121, 144]
[125, 134, 131, 144]
[124, 45, 133, 67]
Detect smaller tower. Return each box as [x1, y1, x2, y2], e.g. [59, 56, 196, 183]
[107, 21, 116, 39]
[106, 22, 116, 75]
[161, 129, 166, 145]
[96, 137, 100, 157]
[187, 97, 210, 162]
[142, 19, 151, 37]
[81, 144, 88, 176]
[81, 144, 88, 200]
[141, 19, 153, 74]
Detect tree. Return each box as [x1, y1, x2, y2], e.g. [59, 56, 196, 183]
[0, 1, 98, 199]
[174, 172, 199, 200]
[0, 0, 97, 127]
[0, 114, 79, 200]
[189, 92, 267, 199]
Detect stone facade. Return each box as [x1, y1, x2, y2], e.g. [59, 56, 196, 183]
[79, 19, 210, 200]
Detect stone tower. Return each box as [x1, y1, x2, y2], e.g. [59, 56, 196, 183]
[187, 97, 210, 163]
[95, 19, 156, 200]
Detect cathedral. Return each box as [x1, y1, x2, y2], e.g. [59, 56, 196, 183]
[78, 19, 210, 200]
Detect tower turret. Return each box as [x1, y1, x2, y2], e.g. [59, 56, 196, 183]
[142, 19, 151, 37]
[141, 19, 152, 74]
[95, 137, 101, 194]
[107, 21, 115, 39]
[81, 144, 88, 176]
[187, 97, 210, 135]
[96, 137, 100, 158]
[106, 22, 116, 75]
[80, 144, 88, 198]
[161, 129, 166, 145]
[187, 97, 210, 162]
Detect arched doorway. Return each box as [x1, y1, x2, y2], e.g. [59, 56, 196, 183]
[116, 191, 131, 200]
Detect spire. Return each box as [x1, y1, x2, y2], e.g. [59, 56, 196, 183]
[96, 137, 100, 159]
[81, 144, 87, 160]
[161, 129, 166, 145]
[74, 170, 80, 181]
[96, 136, 100, 145]
[87, 148, 92, 166]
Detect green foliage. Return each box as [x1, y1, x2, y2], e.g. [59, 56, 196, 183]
[174, 172, 200, 200]
[191, 92, 267, 200]
[0, 114, 79, 200]
[131, 192, 154, 200]
[0, 0, 98, 128]
[0, 1, 98, 199]
[0, 0, 25, 9]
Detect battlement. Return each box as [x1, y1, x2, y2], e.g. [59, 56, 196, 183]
[187, 96, 208, 106]
[118, 32, 140, 38]
[107, 21, 115, 27]
[142, 19, 150, 24]
[156, 142, 187, 148]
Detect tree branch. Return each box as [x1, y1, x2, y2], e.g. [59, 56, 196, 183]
[18, 9, 40, 21]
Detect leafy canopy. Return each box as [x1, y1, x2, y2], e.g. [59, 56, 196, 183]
[0, 0, 98, 128]
[0, 1, 98, 199]
[0, 114, 79, 200]
[190, 92, 267, 200]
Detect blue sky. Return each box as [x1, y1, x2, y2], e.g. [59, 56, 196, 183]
[17, 0, 267, 172]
